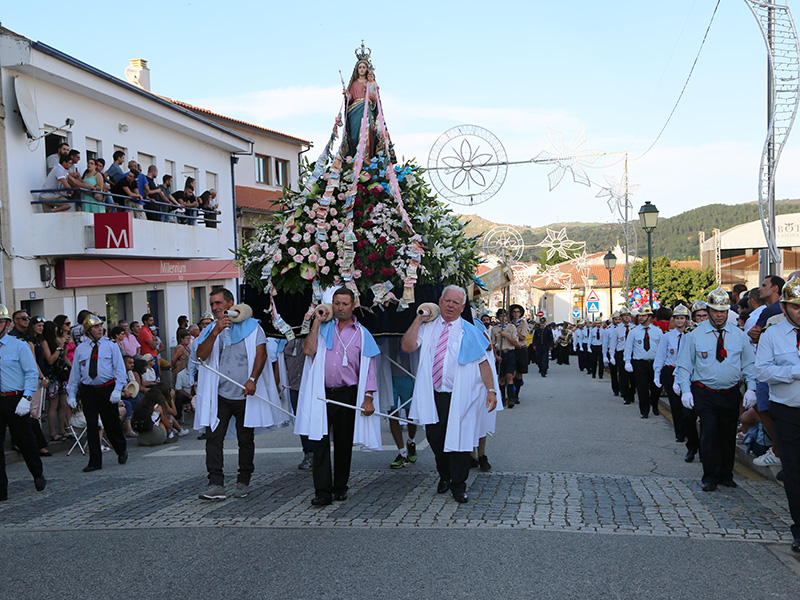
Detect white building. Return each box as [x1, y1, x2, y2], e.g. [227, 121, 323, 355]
[0, 27, 257, 346]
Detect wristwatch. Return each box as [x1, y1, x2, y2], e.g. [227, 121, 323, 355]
[487, 388, 497, 394]
[248, 376, 257, 383]
[21, 396, 32, 402]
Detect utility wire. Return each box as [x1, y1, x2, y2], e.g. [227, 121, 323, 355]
[633, 0, 722, 161]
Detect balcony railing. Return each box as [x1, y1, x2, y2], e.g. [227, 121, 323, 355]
[30, 189, 220, 226]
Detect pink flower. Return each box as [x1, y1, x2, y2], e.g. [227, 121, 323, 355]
[330, 208, 338, 216]
[380, 267, 395, 276]
[337, 193, 345, 200]
[317, 258, 326, 266]
[320, 241, 329, 250]
[321, 266, 330, 275]
[303, 232, 311, 242]
[326, 252, 335, 260]
[353, 270, 362, 279]
[272, 252, 281, 262]
[288, 247, 297, 256]
[306, 224, 315, 233]
[292, 234, 302, 243]
[337, 223, 344, 231]
[300, 247, 310, 256]
[279, 235, 288, 244]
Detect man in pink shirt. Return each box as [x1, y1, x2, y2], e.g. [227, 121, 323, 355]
[118, 320, 140, 357]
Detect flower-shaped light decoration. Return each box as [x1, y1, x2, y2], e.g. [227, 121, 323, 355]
[541, 264, 571, 288]
[533, 125, 601, 191]
[537, 227, 583, 261]
[596, 172, 640, 218]
[441, 138, 494, 191]
[569, 247, 591, 284]
[511, 262, 533, 287]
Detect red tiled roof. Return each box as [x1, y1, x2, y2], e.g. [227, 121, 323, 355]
[531, 263, 628, 291]
[475, 264, 492, 276]
[236, 186, 282, 213]
[672, 260, 701, 269]
[166, 98, 312, 146]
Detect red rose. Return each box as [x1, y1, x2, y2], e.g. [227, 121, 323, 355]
[380, 267, 395, 276]
[364, 268, 374, 276]
[377, 236, 387, 244]
[362, 220, 374, 228]
[367, 253, 381, 262]
[370, 186, 382, 196]
[355, 256, 363, 269]
[354, 210, 363, 218]
[385, 245, 396, 258]
[354, 199, 362, 207]
[367, 205, 374, 214]
[357, 184, 368, 194]
[356, 239, 367, 249]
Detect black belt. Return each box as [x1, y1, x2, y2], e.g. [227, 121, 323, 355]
[325, 385, 357, 394]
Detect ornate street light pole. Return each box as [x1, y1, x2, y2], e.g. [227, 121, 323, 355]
[638, 202, 659, 309]
[603, 250, 617, 315]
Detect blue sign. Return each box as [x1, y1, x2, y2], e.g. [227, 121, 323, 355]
[587, 300, 600, 314]
[572, 310, 581, 319]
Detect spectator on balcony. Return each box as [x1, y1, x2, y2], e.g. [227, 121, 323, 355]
[81, 159, 105, 213]
[95, 158, 110, 192]
[46, 141, 70, 173]
[111, 170, 145, 217]
[66, 150, 89, 190]
[39, 155, 75, 213]
[199, 189, 220, 229]
[118, 320, 140, 357]
[173, 177, 199, 225]
[159, 174, 181, 223]
[105, 151, 126, 185]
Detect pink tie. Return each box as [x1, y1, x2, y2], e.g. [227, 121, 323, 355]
[432, 322, 451, 389]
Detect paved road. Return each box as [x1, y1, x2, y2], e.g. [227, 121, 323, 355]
[2, 359, 799, 599]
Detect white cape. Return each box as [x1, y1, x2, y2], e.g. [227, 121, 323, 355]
[194, 326, 292, 433]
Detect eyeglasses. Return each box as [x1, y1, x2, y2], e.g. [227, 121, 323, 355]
[64, 322, 71, 326]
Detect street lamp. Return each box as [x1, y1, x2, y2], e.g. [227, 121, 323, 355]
[587, 274, 597, 321]
[578, 286, 586, 319]
[638, 201, 659, 309]
[603, 250, 617, 315]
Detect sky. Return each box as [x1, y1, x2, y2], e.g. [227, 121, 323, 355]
[4, 0, 800, 232]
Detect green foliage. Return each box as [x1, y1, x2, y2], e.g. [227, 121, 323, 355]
[628, 256, 716, 306]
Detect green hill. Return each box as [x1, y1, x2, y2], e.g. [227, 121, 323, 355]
[459, 199, 800, 261]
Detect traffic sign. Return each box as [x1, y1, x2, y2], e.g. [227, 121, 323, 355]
[586, 289, 600, 303]
[572, 310, 581, 319]
[537, 310, 544, 318]
[587, 300, 600, 314]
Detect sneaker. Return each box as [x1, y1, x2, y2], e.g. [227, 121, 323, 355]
[406, 440, 417, 463]
[232, 483, 250, 498]
[178, 428, 190, 437]
[198, 485, 226, 501]
[298, 452, 313, 470]
[478, 454, 491, 472]
[753, 448, 782, 467]
[165, 434, 178, 444]
[390, 454, 411, 469]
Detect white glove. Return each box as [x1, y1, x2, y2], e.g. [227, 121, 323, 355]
[67, 396, 77, 409]
[15, 397, 31, 417]
[681, 392, 694, 409]
[743, 390, 757, 409]
[110, 390, 122, 404]
[609, 356, 616, 366]
[624, 362, 634, 373]
[653, 375, 661, 388]
[673, 382, 681, 396]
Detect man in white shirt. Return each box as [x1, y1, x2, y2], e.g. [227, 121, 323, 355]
[39, 155, 75, 212]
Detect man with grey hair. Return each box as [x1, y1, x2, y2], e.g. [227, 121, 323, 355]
[403, 285, 497, 503]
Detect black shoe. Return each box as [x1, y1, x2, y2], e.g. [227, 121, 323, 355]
[197, 432, 207, 440]
[118, 451, 128, 465]
[613, 392, 619, 397]
[623, 400, 632, 405]
[792, 539, 800, 553]
[452, 492, 469, 503]
[777, 469, 784, 482]
[675, 436, 686, 443]
[478, 455, 491, 472]
[34, 476, 47, 492]
[333, 493, 348, 501]
[469, 456, 480, 469]
[652, 407, 660, 416]
[684, 451, 696, 463]
[437, 479, 450, 494]
[702, 482, 717, 492]
[311, 495, 332, 506]
[640, 415, 648, 419]
[592, 374, 596, 379]
[83, 465, 102, 472]
[719, 479, 738, 488]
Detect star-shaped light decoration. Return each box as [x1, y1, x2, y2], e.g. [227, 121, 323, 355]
[532, 125, 601, 191]
[541, 264, 570, 288]
[596, 172, 640, 217]
[570, 248, 591, 283]
[536, 227, 584, 261]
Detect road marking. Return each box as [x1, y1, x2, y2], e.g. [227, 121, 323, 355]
[144, 439, 430, 457]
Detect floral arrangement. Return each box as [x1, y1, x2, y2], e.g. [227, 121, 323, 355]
[237, 151, 480, 302]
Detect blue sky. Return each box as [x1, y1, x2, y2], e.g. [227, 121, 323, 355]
[4, 0, 798, 235]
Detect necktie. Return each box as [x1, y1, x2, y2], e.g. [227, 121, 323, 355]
[643, 327, 650, 351]
[89, 341, 99, 378]
[432, 322, 451, 389]
[715, 329, 726, 362]
[677, 333, 682, 354]
[625, 324, 629, 339]
[795, 329, 800, 349]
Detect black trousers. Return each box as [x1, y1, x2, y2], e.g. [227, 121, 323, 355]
[692, 383, 740, 485]
[290, 389, 314, 454]
[0, 394, 43, 499]
[615, 350, 634, 402]
[590, 345, 604, 378]
[661, 367, 694, 446]
[608, 354, 619, 395]
[769, 401, 800, 539]
[633, 360, 659, 417]
[426, 391, 471, 495]
[313, 386, 357, 500]
[205, 395, 254, 486]
[577, 345, 590, 372]
[556, 345, 569, 365]
[80, 384, 127, 468]
[535, 347, 550, 375]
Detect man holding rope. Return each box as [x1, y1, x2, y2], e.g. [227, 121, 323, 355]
[194, 288, 288, 501]
[295, 287, 381, 506]
[402, 285, 498, 504]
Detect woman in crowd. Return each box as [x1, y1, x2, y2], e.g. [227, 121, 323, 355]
[81, 158, 105, 213]
[42, 320, 71, 441]
[24, 317, 52, 456]
[54, 314, 76, 365]
[110, 325, 126, 355]
[171, 329, 191, 377]
[135, 386, 176, 446]
[198, 189, 219, 228]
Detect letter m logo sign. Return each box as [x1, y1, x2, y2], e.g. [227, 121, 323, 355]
[94, 213, 133, 249]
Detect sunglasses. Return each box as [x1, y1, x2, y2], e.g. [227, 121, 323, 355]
[16, 316, 30, 321]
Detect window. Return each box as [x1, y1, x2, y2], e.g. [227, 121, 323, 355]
[164, 160, 176, 181]
[191, 286, 206, 324]
[146, 290, 164, 330]
[105, 292, 131, 324]
[275, 159, 289, 188]
[183, 165, 198, 189]
[255, 154, 270, 184]
[242, 227, 255, 242]
[205, 171, 218, 193]
[138, 152, 154, 172]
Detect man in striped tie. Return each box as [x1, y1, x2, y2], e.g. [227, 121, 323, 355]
[403, 286, 498, 504]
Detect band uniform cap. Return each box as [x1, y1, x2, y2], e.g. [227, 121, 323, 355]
[706, 286, 730, 311]
[509, 304, 525, 316]
[83, 314, 103, 329]
[611, 310, 621, 318]
[691, 300, 708, 314]
[672, 304, 691, 318]
[637, 305, 653, 316]
[781, 276, 800, 305]
[539, 317, 547, 323]
[618, 306, 631, 315]
[0, 304, 10, 321]
[630, 309, 639, 317]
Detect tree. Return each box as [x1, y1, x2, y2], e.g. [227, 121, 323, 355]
[628, 257, 716, 307]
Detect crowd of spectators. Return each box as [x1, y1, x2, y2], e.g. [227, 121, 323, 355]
[38, 143, 219, 226]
